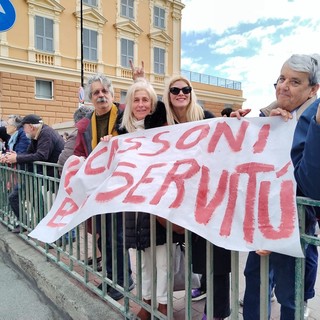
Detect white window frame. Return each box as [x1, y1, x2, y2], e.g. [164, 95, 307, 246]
[121, 38, 134, 68]
[154, 6, 165, 29]
[120, 90, 127, 104]
[35, 16, 54, 52]
[83, 0, 97, 7]
[120, 0, 134, 20]
[154, 47, 165, 74]
[83, 28, 98, 61]
[35, 79, 53, 100]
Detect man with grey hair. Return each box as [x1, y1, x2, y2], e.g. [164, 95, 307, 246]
[74, 73, 134, 301]
[243, 54, 320, 320]
[74, 73, 119, 156]
[5, 114, 64, 173]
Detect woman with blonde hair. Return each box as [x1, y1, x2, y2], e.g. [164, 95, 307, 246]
[129, 63, 231, 319]
[162, 74, 231, 320]
[162, 75, 207, 124]
[117, 78, 183, 319]
[119, 78, 158, 132]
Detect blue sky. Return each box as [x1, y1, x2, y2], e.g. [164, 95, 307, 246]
[180, 0, 320, 116]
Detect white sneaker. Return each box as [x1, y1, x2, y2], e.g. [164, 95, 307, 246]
[304, 301, 310, 319]
[239, 288, 275, 307]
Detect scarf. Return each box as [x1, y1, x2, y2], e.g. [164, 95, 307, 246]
[132, 119, 145, 131]
[8, 130, 19, 151]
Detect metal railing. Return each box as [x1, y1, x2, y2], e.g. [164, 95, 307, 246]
[181, 70, 242, 91]
[0, 162, 318, 319]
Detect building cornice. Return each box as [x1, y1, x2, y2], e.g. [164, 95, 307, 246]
[73, 8, 107, 26]
[114, 20, 143, 36]
[25, 0, 65, 13]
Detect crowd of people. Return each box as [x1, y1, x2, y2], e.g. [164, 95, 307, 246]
[0, 53, 319, 320]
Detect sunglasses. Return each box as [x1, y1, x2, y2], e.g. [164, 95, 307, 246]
[169, 86, 192, 95]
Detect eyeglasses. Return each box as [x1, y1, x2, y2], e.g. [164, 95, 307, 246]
[169, 86, 192, 95]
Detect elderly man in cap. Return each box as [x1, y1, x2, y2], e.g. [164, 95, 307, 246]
[5, 114, 64, 232]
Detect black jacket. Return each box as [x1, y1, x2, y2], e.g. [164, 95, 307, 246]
[124, 212, 171, 250]
[16, 124, 64, 176]
[118, 100, 183, 250]
[116, 101, 167, 134]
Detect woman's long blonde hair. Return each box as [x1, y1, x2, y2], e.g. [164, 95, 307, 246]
[120, 79, 158, 133]
[162, 75, 204, 125]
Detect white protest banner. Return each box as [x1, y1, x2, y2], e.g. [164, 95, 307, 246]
[29, 116, 303, 257]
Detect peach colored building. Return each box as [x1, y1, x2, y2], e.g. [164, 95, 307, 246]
[0, 0, 245, 129]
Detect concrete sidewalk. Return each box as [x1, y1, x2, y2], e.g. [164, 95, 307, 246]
[170, 251, 320, 320]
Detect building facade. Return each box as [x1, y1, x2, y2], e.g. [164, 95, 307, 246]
[0, 0, 245, 128]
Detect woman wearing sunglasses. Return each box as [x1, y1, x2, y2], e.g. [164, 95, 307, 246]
[130, 61, 231, 319]
[162, 75, 212, 124]
[161, 75, 231, 320]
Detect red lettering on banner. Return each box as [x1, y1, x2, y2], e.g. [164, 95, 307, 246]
[47, 197, 79, 227]
[83, 139, 119, 177]
[195, 167, 229, 224]
[207, 121, 249, 153]
[106, 139, 119, 169]
[176, 124, 210, 149]
[118, 137, 144, 153]
[64, 158, 82, 195]
[139, 131, 171, 156]
[220, 172, 240, 237]
[258, 180, 295, 239]
[253, 124, 270, 153]
[276, 161, 291, 178]
[95, 162, 136, 202]
[237, 162, 274, 243]
[279, 180, 296, 235]
[84, 146, 109, 175]
[150, 159, 200, 208]
[124, 163, 167, 203]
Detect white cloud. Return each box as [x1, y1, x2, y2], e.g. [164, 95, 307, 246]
[181, 56, 210, 74]
[181, 0, 320, 34]
[180, 0, 320, 116]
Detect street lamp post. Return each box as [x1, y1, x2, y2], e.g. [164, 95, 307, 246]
[80, 0, 84, 87]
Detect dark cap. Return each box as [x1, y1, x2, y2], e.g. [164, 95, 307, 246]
[21, 114, 43, 125]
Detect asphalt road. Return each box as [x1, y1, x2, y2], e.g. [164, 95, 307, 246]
[0, 249, 70, 320]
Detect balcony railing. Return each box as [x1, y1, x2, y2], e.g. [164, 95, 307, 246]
[181, 70, 242, 91]
[35, 52, 54, 65]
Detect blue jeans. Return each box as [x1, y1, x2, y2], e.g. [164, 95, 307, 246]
[96, 213, 132, 284]
[243, 252, 296, 320]
[64, 229, 76, 240]
[305, 243, 318, 301]
[266, 243, 317, 302]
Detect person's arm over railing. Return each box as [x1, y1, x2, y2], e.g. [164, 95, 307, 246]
[291, 101, 320, 200]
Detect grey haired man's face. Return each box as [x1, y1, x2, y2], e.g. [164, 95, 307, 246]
[90, 81, 114, 115]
